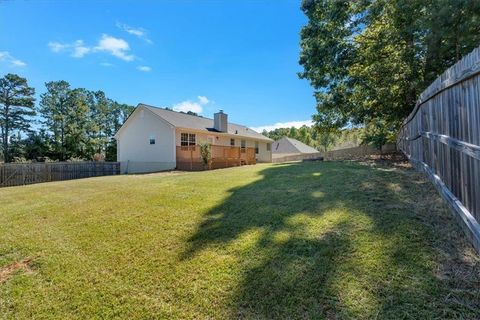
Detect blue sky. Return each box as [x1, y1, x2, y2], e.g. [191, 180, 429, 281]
[0, 0, 315, 131]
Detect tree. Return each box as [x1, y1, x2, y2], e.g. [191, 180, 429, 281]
[105, 102, 134, 161]
[316, 127, 339, 153]
[87, 90, 110, 156]
[299, 0, 480, 146]
[23, 130, 52, 161]
[65, 88, 92, 159]
[39, 80, 71, 160]
[0, 74, 35, 162]
[199, 142, 212, 170]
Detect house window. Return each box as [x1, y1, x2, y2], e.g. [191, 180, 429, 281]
[266, 143, 271, 151]
[241, 139, 246, 153]
[181, 133, 196, 146]
[230, 138, 235, 146]
[149, 135, 155, 145]
[255, 141, 259, 154]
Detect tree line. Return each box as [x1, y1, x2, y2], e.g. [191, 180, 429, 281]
[299, 0, 480, 147]
[262, 126, 363, 152]
[0, 73, 134, 163]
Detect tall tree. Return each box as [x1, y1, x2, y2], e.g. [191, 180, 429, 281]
[88, 91, 110, 155]
[65, 88, 92, 159]
[299, 0, 480, 147]
[39, 80, 71, 160]
[0, 74, 35, 162]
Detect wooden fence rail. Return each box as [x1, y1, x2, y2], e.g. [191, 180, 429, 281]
[397, 45, 480, 252]
[0, 162, 120, 188]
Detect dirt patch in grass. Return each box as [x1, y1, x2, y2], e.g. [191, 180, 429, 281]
[0, 258, 34, 283]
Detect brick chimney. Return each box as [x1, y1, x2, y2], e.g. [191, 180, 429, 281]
[214, 110, 228, 132]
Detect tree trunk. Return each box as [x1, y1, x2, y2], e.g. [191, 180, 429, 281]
[61, 121, 65, 161]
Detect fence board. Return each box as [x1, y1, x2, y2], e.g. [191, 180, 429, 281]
[0, 162, 120, 188]
[398, 45, 480, 253]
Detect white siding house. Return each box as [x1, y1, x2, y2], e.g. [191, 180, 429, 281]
[115, 104, 273, 173]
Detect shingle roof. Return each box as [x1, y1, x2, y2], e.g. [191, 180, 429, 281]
[141, 104, 273, 142]
[272, 137, 319, 154]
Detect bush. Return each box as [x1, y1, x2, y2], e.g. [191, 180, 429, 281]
[199, 142, 212, 170]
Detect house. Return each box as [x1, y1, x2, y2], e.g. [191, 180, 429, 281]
[272, 137, 319, 157]
[114, 104, 273, 173]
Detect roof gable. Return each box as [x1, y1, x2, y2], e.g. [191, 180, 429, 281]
[272, 137, 319, 154]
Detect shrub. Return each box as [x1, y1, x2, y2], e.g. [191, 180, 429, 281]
[199, 142, 212, 170]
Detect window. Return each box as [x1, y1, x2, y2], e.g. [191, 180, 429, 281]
[266, 143, 271, 151]
[230, 138, 235, 146]
[241, 139, 246, 153]
[181, 133, 196, 146]
[255, 141, 259, 154]
[149, 135, 155, 145]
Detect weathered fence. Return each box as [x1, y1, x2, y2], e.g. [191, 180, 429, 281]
[272, 143, 396, 163]
[272, 152, 323, 163]
[398, 46, 480, 252]
[0, 162, 120, 188]
[324, 143, 396, 160]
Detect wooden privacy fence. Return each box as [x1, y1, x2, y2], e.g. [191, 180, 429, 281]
[0, 161, 120, 188]
[323, 143, 396, 160]
[398, 45, 480, 252]
[272, 143, 396, 163]
[272, 152, 323, 163]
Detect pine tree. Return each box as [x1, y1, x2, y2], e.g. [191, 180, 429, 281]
[39, 80, 71, 160]
[0, 74, 35, 162]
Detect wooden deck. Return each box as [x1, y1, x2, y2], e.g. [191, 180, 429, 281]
[176, 145, 256, 171]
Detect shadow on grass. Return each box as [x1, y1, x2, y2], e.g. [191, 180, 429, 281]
[182, 161, 479, 319]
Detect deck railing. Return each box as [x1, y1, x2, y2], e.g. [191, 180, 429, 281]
[176, 145, 256, 170]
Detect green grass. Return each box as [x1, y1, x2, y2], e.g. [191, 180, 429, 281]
[0, 161, 479, 319]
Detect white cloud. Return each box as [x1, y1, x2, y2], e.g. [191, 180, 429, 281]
[94, 34, 134, 61]
[198, 96, 209, 105]
[48, 40, 90, 58]
[137, 65, 151, 72]
[173, 101, 203, 113]
[116, 22, 153, 44]
[47, 42, 67, 52]
[251, 120, 314, 132]
[72, 40, 91, 57]
[0, 51, 26, 67]
[48, 35, 134, 61]
[100, 62, 114, 67]
[170, 96, 210, 114]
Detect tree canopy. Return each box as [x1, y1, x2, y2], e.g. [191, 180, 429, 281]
[263, 125, 363, 152]
[0, 74, 134, 163]
[0, 74, 36, 162]
[299, 0, 480, 146]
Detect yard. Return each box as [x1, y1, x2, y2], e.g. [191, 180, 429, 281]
[0, 161, 479, 319]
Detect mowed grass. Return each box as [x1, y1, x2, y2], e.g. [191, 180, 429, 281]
[0, 161, 479, 319]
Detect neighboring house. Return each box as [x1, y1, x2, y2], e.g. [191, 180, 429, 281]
[114, 104, 273, 173]
[272, 137, 319, 157]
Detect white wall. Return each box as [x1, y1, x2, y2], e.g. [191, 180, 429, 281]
[117, 107, 176, 173]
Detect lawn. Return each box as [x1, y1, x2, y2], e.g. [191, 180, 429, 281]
[0, 161, 479, 319]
